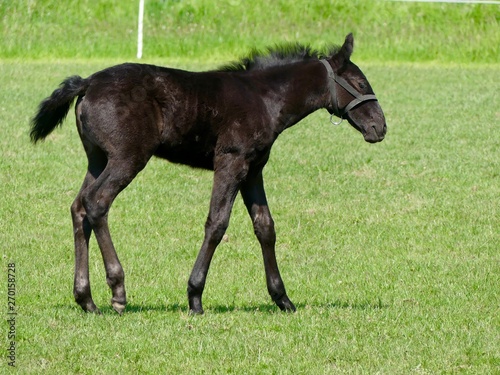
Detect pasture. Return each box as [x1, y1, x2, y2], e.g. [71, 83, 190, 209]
[2, 59, 499, 373]
[1, 0, 500, 373]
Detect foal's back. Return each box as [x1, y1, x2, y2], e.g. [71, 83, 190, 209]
[78, 63, 273, 170]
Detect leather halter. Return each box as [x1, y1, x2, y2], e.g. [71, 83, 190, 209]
[320, 60, 378, 124]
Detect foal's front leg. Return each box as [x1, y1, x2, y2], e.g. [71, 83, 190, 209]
[240, 171, 296, 312]
[187, 156, 246, 314]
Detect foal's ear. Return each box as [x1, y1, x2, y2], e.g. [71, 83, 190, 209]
[340, 33, 354, 62]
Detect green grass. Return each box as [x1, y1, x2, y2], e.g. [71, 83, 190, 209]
[1, 57, 499, 373]
[1, 0, 499, 63]
[2, 1, 499, 372]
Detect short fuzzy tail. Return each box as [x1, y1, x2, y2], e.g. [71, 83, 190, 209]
[30, 75, 89, 143]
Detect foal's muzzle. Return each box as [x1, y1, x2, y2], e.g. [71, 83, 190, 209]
[347, 101, 387, 143]
[363, 122, 387, 143]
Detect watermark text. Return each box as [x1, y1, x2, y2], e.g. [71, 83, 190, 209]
[7, 262, 16, 367]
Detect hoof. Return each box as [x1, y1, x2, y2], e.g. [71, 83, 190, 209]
[189, 307, 204, 316]
[188, 296, 204, 315]
[93, 308, 102, 315]
[82, 306, 102, 315]
[112, 301, 126, 315]
[77, 299, 101, 314]
[276, 296, 296, 313]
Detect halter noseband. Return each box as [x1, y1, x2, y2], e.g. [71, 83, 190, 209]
[320, 59, 378, 126]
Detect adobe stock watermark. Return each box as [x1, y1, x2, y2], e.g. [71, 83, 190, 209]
[6, 262, 16, 367]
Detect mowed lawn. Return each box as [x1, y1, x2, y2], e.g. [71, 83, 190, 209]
[1, 60, 499, 373]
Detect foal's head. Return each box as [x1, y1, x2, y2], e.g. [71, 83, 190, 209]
[220, 33, 387, 143]
[327, 34, 386, 143]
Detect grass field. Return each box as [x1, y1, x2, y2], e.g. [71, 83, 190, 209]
[1, 0, 499, 63]
[1, 57, 499, 373]
[1, 0, 500, 373]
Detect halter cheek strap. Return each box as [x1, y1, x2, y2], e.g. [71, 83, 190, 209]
[320, 59, 378, 124]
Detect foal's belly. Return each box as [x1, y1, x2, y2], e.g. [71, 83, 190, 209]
[154, 142, 215, 170]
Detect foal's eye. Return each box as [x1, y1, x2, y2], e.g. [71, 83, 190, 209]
[359, 82, 367, 90]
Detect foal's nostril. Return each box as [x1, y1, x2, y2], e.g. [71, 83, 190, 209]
[371, 123, 386, 140]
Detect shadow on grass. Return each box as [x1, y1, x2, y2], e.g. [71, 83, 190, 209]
[324, 298, 388, 310]
[58, 298, 388, 315]
[94, 303, 281, 314]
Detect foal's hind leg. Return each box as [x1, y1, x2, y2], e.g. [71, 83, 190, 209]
[71, 170, 100, 313]
[240, 171, 296, 312]
[81, 157, 149, 314]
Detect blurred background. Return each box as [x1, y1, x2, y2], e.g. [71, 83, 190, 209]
[1, 0, 498, 63]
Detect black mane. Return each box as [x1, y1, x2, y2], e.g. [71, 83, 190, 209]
[218, 43, 341, 72]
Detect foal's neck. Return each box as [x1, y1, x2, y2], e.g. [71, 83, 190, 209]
[263, 61, 328, 133]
